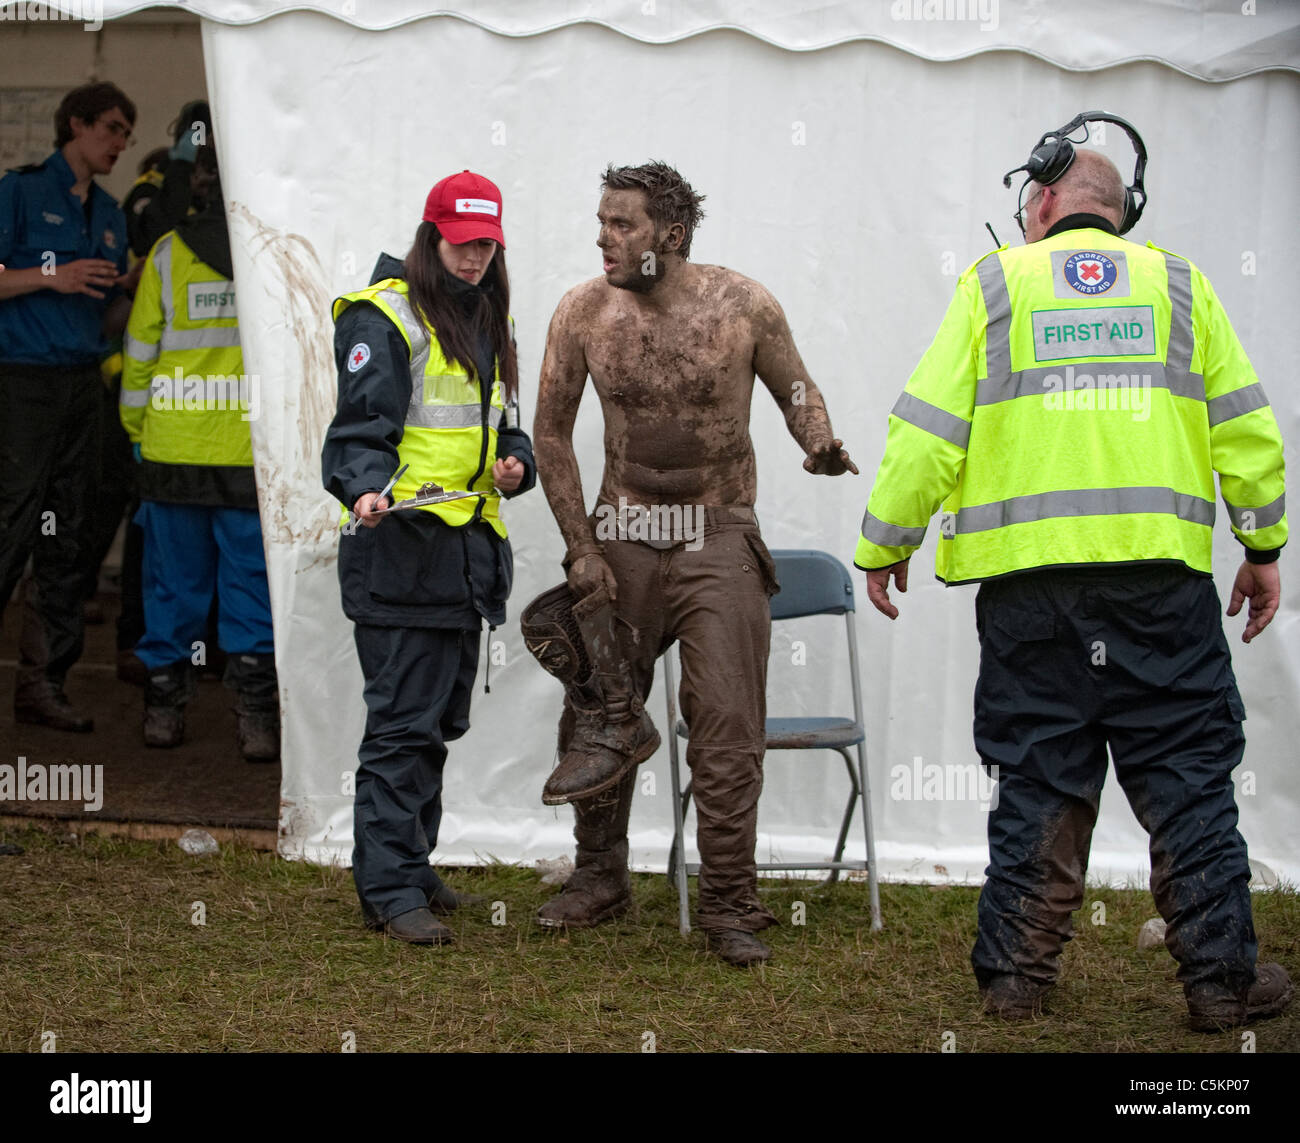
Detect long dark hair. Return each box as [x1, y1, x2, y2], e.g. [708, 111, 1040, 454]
[404, 222, 518, 402]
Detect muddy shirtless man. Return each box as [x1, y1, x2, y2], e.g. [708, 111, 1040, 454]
[523, 162, 856, 965]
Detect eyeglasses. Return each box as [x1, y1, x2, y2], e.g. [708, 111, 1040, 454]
[1014, 185, 1045, 236]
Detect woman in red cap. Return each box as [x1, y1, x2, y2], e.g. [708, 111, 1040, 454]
[322, 170, 536, 944]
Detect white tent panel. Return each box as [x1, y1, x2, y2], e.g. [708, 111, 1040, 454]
[51, 0, 1300, 80]
[194, 7, 1300, 885]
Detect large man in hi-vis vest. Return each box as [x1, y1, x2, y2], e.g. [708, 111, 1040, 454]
[854, 118, 1290, 1033]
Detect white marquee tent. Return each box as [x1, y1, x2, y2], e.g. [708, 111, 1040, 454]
[17, 0, 1300, 887]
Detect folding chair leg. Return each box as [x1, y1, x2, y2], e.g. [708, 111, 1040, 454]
[856, 741, 882, 931]
[826, 748, 860, 884]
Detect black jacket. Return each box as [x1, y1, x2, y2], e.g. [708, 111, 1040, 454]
[321, 254, 536, 630]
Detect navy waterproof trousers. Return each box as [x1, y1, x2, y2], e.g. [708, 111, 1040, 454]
[971, 564, 1256, 997]
[351, 623, 480, 925]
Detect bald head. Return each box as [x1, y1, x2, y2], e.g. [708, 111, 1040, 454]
[1023, 149, 1127, 241]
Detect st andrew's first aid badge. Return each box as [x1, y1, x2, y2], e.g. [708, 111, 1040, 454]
[347, 343, 371, 373]
[1063, 251, 1117, 295]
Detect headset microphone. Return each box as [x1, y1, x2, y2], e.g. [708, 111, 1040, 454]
[1005, 110, 1148, 236]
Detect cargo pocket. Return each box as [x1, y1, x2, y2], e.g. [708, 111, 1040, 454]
[1224, 686, 1246, 723]
[742, 531, 780, 598]
[365, 514, 470, 606]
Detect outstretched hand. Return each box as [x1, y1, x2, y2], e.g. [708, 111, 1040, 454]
[804, 438, 859, 476]
[866, 559, 909, 620]
[1227, 560, 1280, 643]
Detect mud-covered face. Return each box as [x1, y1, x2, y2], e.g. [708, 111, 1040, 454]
[596, 188, 671, 293]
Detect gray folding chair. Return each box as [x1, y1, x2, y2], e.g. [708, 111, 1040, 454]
[662, 548, 882, 935]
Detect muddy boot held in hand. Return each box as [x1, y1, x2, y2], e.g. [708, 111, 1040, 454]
[536, 772, 635, 929]
[521, 583, 659, 806]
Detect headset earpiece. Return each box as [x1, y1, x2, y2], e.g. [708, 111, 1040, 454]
[1026, 137, 1075, 187]
[1007, 111, 1148, 235]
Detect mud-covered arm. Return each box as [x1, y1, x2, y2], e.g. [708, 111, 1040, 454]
[752, 285, 857, 475]
[534, 289, 600, 560]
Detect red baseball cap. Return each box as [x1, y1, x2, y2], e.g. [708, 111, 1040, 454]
[422, 170, 506, 249]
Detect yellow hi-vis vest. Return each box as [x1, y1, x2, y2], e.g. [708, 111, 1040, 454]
[119, 230, 249, 467]
[855, 229, 1287, 582]
[332, 278, 508, 538]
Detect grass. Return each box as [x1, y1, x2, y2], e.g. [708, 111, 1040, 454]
[1, 825, 1297, 1053]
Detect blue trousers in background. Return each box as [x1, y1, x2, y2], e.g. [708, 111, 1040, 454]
[135, 501, 274, 669]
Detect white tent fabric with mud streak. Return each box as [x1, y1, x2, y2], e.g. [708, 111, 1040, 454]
[30, 1, 1300, 887]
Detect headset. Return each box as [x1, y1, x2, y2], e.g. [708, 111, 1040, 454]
[1003, 110, 1148, 236]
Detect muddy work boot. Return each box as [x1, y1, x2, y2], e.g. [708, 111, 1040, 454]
[1187, 962, 1294, 1032]
[142, 660, 196, 748]
[225, 652, 280, 762]
[979, 974, 1052, 1021]
[538, 587, 658, 806]
[537, 774, 635, 929]
[706, 929, 772, 968]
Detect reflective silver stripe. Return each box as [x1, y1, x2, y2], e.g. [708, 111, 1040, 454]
[155, 233, 174, 330]
[1208, 382, 1270, 427]
[160, 326, 241, 351]
[119, 388, 151, 407]
[1223, 491, 1285, 531]
[1163, 253, 1204, 403]
[975, 361, 1204, 406]
[1164, 254, 1194, 378]
[976, 254, 1012, 391]
[123, 333, 159, 363]
[891, 391, 970, 449]
[956, 486, 1214, 534]
[860, 508, 926, 548]
[377, 288, 433, 412]
[406, 404, 505, 431]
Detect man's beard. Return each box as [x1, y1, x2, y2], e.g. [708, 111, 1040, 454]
[613, 240, 670, 294]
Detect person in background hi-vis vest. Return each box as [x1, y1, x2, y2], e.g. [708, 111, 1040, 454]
[322, 171, 537, 945]
[854, 117, 1289, 1033]
[120, 149, 279, 761]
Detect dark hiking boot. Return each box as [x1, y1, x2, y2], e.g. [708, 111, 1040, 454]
[538, 773, 634, 929]
[1187, 962, 1294, 1032]
[706, 929, 772, 967]
[237, 712, 280, 763]
[541, 587, 658, 806]
[143, 661, 196, 749]
[225, 653, 280, 762]
[979, 974, 1051, 1020]
[427, 883, 486, 915]
[383, 906, 454, 945]
[143, 705, 185, 748]
[15, 689, 93, 733]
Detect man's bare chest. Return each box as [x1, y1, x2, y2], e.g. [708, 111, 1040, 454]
[586, 319, 753, 410]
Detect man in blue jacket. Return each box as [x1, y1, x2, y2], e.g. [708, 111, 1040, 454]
[0, 82, 137, 732]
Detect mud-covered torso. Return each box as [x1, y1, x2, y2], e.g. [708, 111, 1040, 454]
[583, 266, 761, 508]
